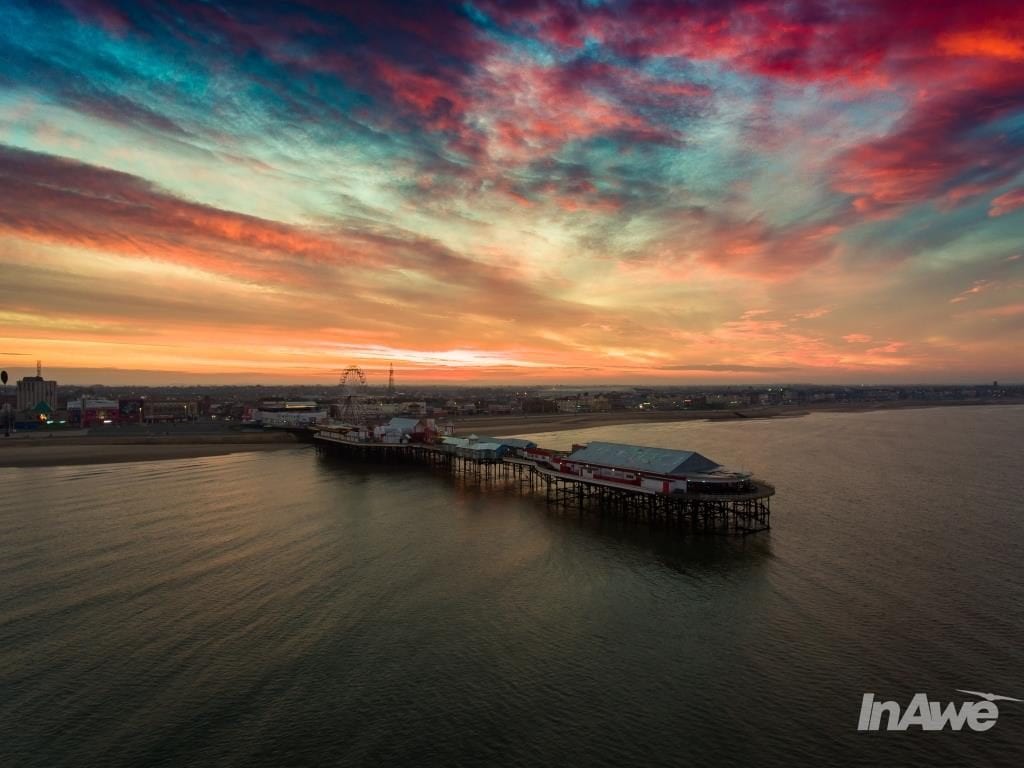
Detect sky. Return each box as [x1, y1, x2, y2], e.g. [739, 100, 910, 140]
[0, 0, 1022, 386]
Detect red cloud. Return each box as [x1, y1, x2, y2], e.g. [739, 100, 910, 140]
[0, 145, 365, 282]
[471, 59, 675, 160]
[834, 61, 1024, 214]
[0, 145, 614, 336]
[939, 30, 1024, 61]
[624, 207, 843, 282]
[989, 188, 1024, 217]
[491, 1, 1024, 84]
[0, 145, 530, 291]
[372, 58, 469, 135]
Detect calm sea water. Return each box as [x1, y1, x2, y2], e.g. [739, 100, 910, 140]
[2, 406, 1023, 767]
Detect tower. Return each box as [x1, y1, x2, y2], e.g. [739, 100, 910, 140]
[17, 360, 57, 412]
[387, 363, 395, 396]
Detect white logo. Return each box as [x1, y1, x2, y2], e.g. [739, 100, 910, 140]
[858, 690, 1022, 732]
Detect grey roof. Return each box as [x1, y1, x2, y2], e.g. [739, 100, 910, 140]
[567, 441, 720, 476]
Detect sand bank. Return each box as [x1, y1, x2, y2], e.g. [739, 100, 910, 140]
[449, 407, 801, 436]
[448, 400, 1017, 437]
[0, 433, 303, 468]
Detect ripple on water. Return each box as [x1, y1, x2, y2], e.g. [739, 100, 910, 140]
[1, 409, 1023, 767]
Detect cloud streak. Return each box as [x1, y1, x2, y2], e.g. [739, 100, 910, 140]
[0, 0, 1021, 382]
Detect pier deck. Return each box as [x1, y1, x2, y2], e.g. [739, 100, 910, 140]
[313, 430, 773, 535]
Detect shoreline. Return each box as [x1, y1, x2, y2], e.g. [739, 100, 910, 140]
[2, 399, 1019, 467]
[449, 399, 1021, 436]
[0, 432, 303, 468]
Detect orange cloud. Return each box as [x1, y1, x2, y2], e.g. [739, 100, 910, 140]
[939, 30, 1024, 60]
[989, 188, 1024, 217]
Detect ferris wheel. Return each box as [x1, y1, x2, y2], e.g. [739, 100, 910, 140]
[336, 365, 369, 424]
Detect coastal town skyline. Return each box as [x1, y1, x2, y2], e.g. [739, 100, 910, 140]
[2, 1, 1023, 385]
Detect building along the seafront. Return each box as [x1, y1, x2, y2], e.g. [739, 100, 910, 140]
[16, 364, 57, 413]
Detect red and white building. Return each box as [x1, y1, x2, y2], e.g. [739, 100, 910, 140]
[530, 441, 752, 494]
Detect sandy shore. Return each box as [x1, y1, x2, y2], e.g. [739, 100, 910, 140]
[449, 399, 1019, 437]
[449, 408, 799, 436]
[0, 433, 303, 468]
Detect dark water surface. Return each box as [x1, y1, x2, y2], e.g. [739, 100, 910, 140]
[2, 406, 1023, 767]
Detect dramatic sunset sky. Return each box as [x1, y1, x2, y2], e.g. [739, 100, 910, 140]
[1, 0, 1022, 385]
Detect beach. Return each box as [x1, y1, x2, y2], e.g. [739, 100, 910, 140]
[446, 399, 1015, 436]
[0, 432, 302, 468]
[447, 406, 800, 436]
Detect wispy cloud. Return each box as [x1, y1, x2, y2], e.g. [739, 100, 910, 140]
[0, 0, 1021, 382]
[949, 280, 996, 304]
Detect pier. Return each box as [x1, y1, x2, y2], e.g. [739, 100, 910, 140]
[313, 427, 774, 535]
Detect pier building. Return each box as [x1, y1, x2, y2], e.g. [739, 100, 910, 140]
[313, 427, 773, 535]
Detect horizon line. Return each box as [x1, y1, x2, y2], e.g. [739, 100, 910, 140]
[30, 380, 1024, 389]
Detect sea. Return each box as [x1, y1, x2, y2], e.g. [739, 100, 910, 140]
[2, 405, 1023, 767]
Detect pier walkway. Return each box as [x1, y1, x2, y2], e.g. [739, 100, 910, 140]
[313, 430, 774, 535]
